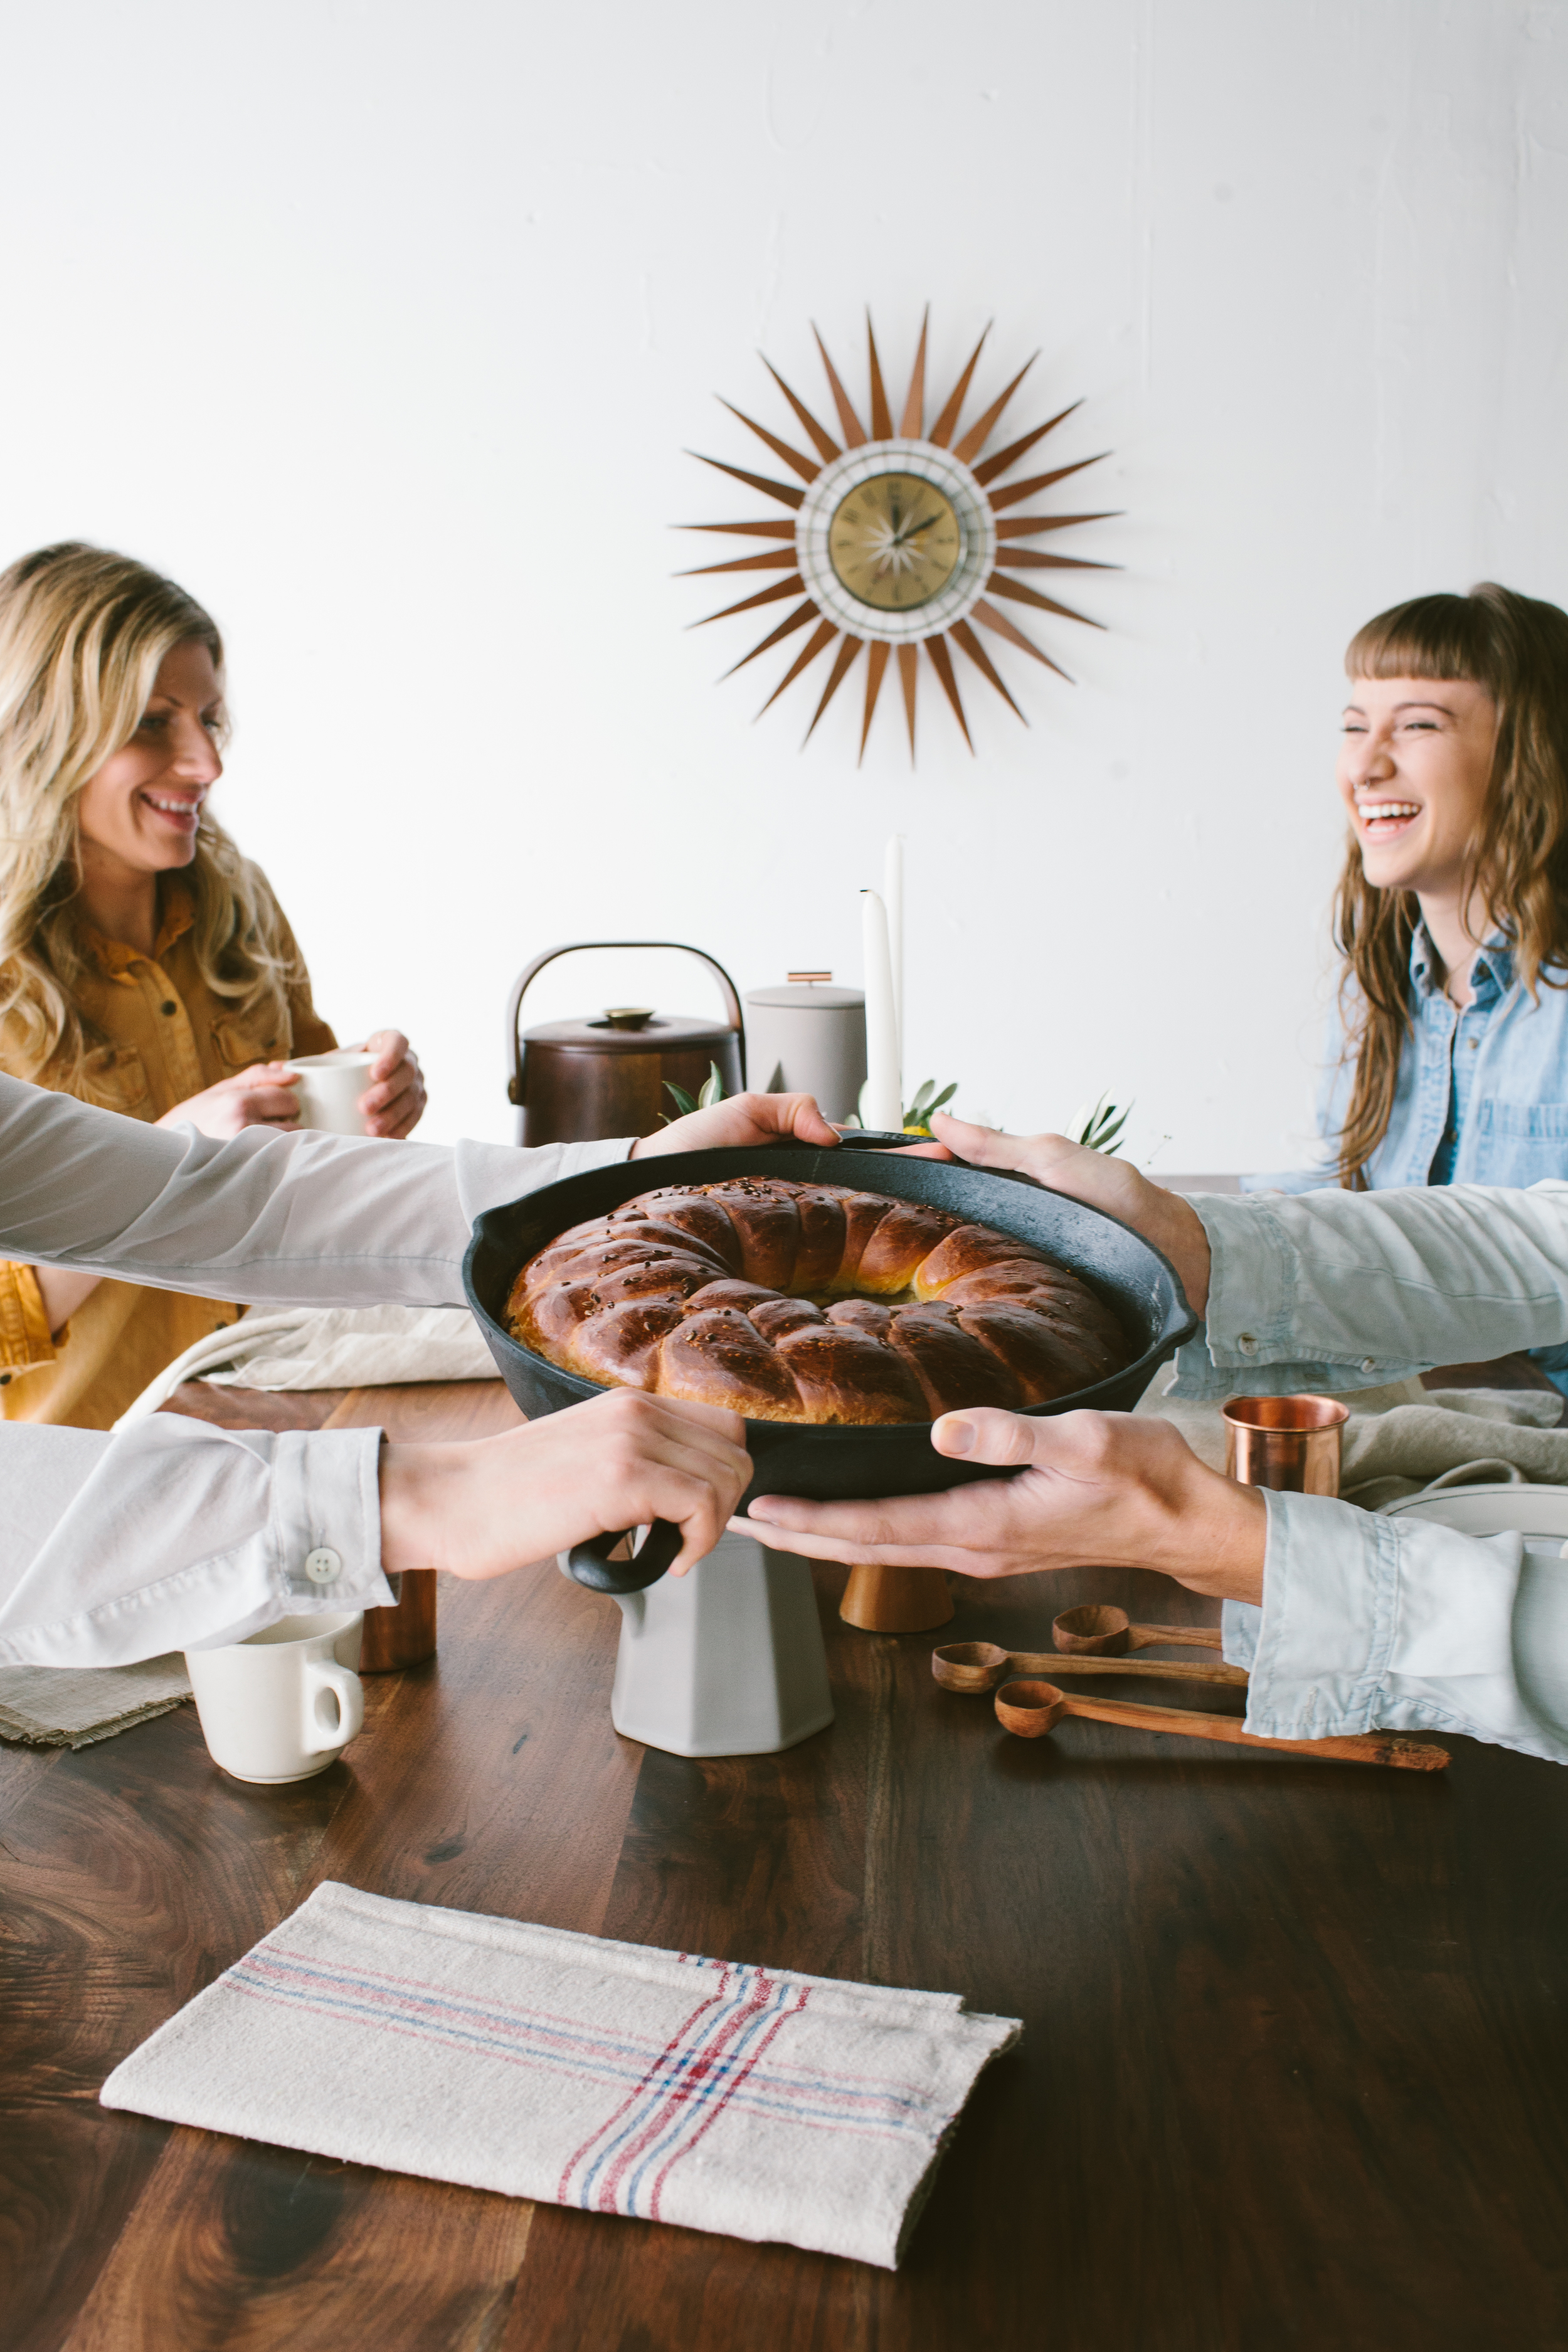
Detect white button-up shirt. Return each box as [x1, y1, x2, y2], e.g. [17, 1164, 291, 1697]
[1176, 1182, 1568, 1764]
[0, 1073, 630, 1666]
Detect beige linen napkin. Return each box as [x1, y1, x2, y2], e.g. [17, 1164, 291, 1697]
[100, 1881, 1019, 2269]
[1136, 1369, 1568, 1507]
[0, 1653, 190, 1747]
[116, 1305, 498, 1427]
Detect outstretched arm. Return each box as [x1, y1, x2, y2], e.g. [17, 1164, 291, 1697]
[928, 1111, 1568, 1396]
[1, 1391, 749, 1669]
[747, 1405, 1568, 1766]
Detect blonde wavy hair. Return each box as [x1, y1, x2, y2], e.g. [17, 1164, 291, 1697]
[1332, 581, 1568, 1185]
[0, 542, 302, 1088]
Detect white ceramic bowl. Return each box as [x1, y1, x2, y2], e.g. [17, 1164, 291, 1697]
[1382, 1481, 1568, 1550]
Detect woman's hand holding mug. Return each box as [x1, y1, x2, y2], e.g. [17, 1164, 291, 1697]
[156, 1029, 425, 1142]
[356, 1029, 425, 1138]
[157, 1063, 303, 1138]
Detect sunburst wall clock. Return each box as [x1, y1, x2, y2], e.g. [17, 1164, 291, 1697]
[678, 310, 1118, 763]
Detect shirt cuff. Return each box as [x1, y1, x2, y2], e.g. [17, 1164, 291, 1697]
[263, 1426, 395, 1625]
[174, 1426, 396, 1655]
[1166, 1194, 1427, 1399]
[1246, 1489, 1568, 1762]
[0, 1259, 56, 1379]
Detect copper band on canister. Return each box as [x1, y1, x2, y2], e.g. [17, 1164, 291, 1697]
[1221, 1394, 1349, 1497]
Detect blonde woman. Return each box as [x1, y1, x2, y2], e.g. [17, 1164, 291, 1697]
[0, 541, 425, 1427]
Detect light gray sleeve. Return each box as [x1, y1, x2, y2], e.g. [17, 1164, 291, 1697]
[0, 1418, 392, 1667]
[1227, 1490, 1568, 1766]
[0, 1071, 632, 1306]
[0, 1073, 636, 1662]
[1168, 1179, 1568, 1399]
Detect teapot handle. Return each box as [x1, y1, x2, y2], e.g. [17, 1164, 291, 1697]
[506, 943, 746, 1105]
[565, 1518, 684, 1594]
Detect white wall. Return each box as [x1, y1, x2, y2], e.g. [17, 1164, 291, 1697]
[3, 0, 1564, 1168]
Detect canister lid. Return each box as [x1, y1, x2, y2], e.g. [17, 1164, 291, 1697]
[745, 985, 864, 1011]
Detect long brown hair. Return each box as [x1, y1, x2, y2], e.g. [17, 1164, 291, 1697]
[1332, 582, 1568, 1185]
[0, 542, 303, 1088]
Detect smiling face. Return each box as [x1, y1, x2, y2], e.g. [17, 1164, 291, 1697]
[1337, 674, 1500, 906]
[75, 638, 225, 884]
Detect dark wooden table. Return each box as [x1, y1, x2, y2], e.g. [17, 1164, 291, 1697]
[6, 1376, 1568, 2352]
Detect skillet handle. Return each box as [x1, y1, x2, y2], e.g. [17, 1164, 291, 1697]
[566, 1518, 684, 1594]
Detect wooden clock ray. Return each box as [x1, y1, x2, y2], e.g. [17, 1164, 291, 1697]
[677, 310, 1119, 764]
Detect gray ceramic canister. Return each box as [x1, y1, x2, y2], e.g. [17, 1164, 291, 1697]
[744, 982, 868, 1125]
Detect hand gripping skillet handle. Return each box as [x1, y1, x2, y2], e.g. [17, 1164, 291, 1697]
[566, 1518, 684, 1594]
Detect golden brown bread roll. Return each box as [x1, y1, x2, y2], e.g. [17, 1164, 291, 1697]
[505, 1177, 1133, 1426]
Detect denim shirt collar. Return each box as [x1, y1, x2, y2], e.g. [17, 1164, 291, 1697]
[1408, 920, 1513, 1009]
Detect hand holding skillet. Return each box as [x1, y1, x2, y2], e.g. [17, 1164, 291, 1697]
[378, 1388, 750, 1591]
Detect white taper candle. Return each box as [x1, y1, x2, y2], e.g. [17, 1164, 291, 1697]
[884, 834, 904, 1054]
[861, 889, 903, 1131]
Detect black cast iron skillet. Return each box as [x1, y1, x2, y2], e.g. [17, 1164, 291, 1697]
[462, 1135, 1199, 1594]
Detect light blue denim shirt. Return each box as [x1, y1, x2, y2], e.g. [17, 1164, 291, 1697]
[1246, 924, 1568, 1385]
[1179, 1182, 1568, 1764]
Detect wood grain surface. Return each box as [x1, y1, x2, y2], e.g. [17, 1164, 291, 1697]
[6, 1377, 1568, 2350]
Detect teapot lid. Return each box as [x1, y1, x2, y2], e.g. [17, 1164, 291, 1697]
[522, 1010, 739, 1052]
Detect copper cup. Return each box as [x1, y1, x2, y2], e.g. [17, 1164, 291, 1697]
[358, 1568, 438, 1672]
[1221, 1395, 1348, 1497]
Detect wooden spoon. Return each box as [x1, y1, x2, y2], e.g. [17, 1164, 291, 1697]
[993, 1678, 1449, 1771]
[1053, 1604, 1223, 1655]
[933, 1641, 1248, 1695]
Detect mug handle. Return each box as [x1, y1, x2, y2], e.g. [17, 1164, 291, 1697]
[303, 1660, 364, 1754]
[566, 1519, 684, 1594]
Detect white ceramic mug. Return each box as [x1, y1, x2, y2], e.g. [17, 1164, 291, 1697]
[184, 1611, 365, 1784]
[285, 1047, 378, 1135]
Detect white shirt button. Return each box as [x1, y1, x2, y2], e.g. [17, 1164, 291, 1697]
[304, 1546, 342, 1586]
[1236, 1334, 1258, 1356]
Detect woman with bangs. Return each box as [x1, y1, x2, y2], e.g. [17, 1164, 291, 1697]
[1249, 580, 1568, 1381]
[0, 541, 426, 1428]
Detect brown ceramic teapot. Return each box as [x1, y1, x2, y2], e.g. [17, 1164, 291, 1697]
[506, 941, 746, 1145]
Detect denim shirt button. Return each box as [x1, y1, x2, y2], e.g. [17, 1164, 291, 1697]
[1236, 1334, 1258, 1356]
[1360, 1358, 1377, 1375]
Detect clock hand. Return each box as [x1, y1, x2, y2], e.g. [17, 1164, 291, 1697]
[886, 512, 942, 551]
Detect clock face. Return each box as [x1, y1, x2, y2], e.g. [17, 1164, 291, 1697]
[793, 438, 997, 645]
[827, 472, 962, 613]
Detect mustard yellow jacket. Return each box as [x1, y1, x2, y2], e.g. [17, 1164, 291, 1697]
[0, 876, 335, 1428]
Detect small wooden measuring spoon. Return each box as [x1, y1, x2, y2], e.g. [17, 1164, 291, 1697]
[933, 1641, 1248, 1695]
[993, 1678, 1449, 1771]
[1053, 1604, 1223, 1655]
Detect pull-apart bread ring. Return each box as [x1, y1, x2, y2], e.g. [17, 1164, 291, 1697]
[506, 1177, 1132, 1425]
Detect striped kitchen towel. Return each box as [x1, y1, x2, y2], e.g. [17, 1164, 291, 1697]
[100, 1882, 1020, 2269]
